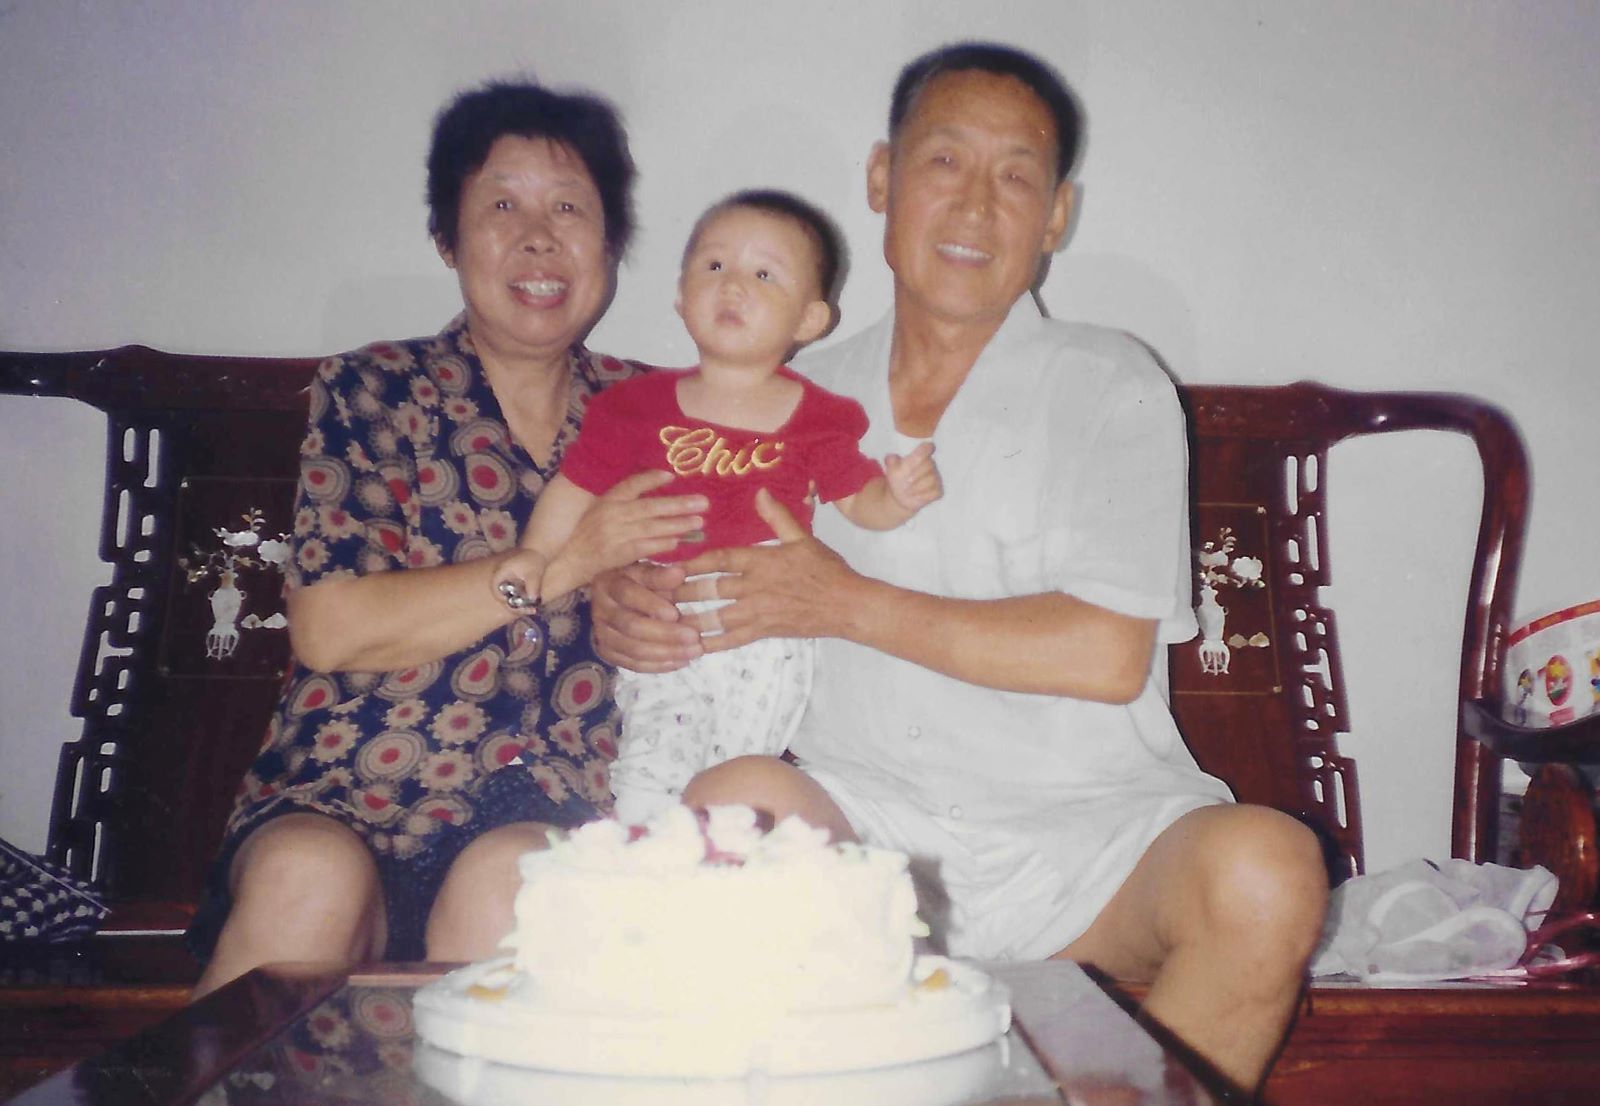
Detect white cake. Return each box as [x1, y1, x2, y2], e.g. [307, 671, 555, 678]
[506, 804, 922, 1015]
[412, 804, 1010, 1077]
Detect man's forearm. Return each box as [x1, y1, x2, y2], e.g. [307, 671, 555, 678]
[832, 578, 1157, 702]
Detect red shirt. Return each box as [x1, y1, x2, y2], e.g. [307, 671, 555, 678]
[561, 367, 882, 562]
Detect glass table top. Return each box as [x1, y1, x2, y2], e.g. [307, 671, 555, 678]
[190, 979, 1063, 1106]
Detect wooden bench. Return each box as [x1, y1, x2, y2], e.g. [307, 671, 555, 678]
[2, 346, 1596, 1103]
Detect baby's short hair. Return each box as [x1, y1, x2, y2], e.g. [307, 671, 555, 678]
[684, 189, 844, 302]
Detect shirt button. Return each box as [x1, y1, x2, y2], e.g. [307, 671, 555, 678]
[907, 725, 921, 740]
[948, 805, 963, 820]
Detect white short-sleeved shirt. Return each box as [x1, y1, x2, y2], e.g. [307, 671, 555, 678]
[790, 299, 1234, 950]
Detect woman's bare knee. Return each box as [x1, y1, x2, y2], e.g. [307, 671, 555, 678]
[230, 814, 376, 894]
[230, 815, 385, 946]
[427, 822, 555, 962]
[683, 756, 855, 841]
[196, 814, 385, 999]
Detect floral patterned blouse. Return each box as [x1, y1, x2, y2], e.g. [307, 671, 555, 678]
[220, 316, 638, 865]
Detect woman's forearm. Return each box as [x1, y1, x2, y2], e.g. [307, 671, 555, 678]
[288, 556, 520, 673]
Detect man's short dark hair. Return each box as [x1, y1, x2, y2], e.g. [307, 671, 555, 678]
[426, 79, 637, 257]
[888, 41, 1082, 181]
[683, 189, 845, 302]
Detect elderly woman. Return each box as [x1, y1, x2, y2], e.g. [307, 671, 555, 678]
[188, 80, 704, 997]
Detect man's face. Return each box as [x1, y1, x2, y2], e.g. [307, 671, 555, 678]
[869, 69, 1073, 329]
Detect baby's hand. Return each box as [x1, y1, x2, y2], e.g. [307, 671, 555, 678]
[883, 441, 943, 513]
[492, 548, 549, 612]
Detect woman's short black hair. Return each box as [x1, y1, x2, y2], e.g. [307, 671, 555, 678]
[888, 42, 1082, 181]
[683, 189, 846, 303]
[426, 79, 636, 257]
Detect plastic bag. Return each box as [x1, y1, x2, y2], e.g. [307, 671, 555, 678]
[1310, 858, 1556, 982]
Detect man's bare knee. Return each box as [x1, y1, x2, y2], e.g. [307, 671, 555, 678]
[1196, 806, 1328, 964]
[683, 756, 855, 841]
[1091, 805, 1327, 1093]
[1055, 804, 1327, 979]
[682, 755, 789, 804]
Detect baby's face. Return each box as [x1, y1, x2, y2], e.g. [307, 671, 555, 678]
[677, 206, 828, 371]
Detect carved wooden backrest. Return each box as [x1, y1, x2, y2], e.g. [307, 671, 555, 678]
[2, 351, 1529, 920]
[1172, 382, 1528, 882]
[2, 346, 316, 927]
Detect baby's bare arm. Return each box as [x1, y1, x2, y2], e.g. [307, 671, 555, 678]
[834, 442, 943, 531]
[523, 471, 707, 604]
[520, 474, 595, 556]
[488, 475, 593, 606]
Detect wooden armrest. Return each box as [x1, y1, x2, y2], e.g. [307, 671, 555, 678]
[1462, 698, 1600, 764]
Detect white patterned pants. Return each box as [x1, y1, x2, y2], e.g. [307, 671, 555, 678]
[609, 634, 815, 826]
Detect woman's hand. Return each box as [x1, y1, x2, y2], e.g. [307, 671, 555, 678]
[680, 489, 864, 653]
[591, 562, 703, 672]
[539, 470, 706, 602]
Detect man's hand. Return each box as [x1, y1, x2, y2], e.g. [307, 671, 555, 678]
[883, 440, 943, 513]
[591, 561, 702, 673]
[679, 488, 862, 653]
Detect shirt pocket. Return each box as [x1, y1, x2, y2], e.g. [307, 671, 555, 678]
[994, 524, 1069, 597]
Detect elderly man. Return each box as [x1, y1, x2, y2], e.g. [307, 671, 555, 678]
[594, 41, 1326, 1096]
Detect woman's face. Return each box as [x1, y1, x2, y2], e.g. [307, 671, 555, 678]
[437, 135, 612, 372]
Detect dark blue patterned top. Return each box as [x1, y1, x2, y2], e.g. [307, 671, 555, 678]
[222, 316, 639, 862]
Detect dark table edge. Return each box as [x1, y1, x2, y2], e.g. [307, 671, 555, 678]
[5, 964, 348, 1106]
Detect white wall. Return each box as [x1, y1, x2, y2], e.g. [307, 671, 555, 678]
[2, 0, 1595, 874]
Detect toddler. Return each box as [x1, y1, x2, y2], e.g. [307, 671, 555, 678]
[493, 189, 941, 823]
